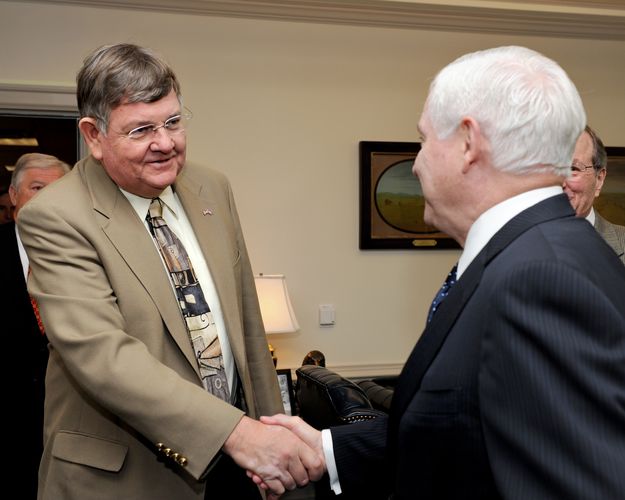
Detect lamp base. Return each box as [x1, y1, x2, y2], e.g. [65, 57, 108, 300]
[268, 343, 277, 367]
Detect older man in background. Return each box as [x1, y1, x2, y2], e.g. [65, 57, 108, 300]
[563, 125, 625, 263]
[0, 152, 70, 499]
[0, 169, 13, 223]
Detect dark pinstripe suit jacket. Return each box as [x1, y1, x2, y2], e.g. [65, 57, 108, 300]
[332, 194, 625, 500]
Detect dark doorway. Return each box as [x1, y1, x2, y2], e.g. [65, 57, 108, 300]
[0, 112, 80, 173]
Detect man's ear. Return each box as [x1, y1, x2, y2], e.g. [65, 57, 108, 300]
[594, 167, 607, 198]
[459, 117, 482, 174]
[8, 185, 17, 206]
[78, 117, 104, 160]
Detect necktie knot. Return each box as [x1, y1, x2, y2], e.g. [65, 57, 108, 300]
[148, 197, 163, 219]
[427, 264, 458, 324]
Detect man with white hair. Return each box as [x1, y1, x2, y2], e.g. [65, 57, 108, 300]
[261, 46, 625, 500]
[0, 152, 70, 499]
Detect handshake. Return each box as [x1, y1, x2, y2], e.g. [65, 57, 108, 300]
[223, 414, 325, 500]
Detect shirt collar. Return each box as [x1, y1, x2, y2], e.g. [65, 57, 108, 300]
[458, 186, 563, 278]
[586, 206, 596, 226]
[120, 186, 177, 220]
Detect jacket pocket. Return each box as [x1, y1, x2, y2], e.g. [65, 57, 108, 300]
[51, 431, 128, 472]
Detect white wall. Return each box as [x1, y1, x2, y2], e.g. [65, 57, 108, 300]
[2, 1, 624, 373]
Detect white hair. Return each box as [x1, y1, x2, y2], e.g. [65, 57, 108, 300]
[11, 153, 71, 189]
[425, 46, 586, 176]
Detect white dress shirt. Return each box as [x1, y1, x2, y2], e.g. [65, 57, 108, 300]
[15, 223, 30, 281]
[585, 206, 596, 226]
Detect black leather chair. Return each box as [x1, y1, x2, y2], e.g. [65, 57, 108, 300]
[294, 364, 396, 499]
[295, 365, 387, 430]
[356, 376, 395, 412]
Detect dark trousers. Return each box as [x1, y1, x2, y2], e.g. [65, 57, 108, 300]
[204, 454, 262, 499]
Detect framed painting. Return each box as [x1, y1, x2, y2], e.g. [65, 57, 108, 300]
[276, 369, 296, 416]
[597, 147, 625, 225]
[359, 141, 460, 250]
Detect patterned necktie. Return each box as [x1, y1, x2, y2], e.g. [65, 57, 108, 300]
[426, 264, 458, 324]
[146, 198, 230, 401]
[28, 267, 45, 335]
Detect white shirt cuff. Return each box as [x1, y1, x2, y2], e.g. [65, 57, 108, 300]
[322, 429, 342, 495]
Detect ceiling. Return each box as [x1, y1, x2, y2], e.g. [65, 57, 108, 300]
[14, 0, 625, 40]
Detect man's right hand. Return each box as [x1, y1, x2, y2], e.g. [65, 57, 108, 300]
[250, 414, 327, 500]
[222, 415, 324, 497]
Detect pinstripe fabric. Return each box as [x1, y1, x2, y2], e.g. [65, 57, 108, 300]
[331, 195, 625, 500]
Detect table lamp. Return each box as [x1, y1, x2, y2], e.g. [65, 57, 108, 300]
[254, 274, 300, 366]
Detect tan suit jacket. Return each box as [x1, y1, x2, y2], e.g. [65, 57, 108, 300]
[18, 156, 283, 500]
[595, 212, 625, 265]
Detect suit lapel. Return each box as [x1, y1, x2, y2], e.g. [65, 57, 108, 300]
[389, 194, 575, 436]
[82, 157, 199, 376]
[174, 172, 245, 376]
[390, 252, 484, 424]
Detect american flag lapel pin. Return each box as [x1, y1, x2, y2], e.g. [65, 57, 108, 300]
[202, 208, 213, 216]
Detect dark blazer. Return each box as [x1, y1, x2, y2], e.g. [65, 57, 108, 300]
[332, 194, 625, 500]
[0, 221, 48, 499]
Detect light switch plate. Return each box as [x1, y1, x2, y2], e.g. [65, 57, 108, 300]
[319, 304, 335, 327]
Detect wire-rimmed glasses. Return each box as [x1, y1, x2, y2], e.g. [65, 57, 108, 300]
[119, 108, 192, 142]
[570, 161, 597, 177]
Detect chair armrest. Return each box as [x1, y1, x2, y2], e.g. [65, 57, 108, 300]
[356, 379, 395, 412]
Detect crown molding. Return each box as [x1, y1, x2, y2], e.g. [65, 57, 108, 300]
[12, 0, 625, 41]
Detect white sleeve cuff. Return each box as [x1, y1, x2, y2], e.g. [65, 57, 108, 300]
[322, 428, 342, 495]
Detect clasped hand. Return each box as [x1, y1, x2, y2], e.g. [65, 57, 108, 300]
[223, 415, 325, 499]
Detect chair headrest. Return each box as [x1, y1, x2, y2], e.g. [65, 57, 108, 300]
[295, 365, 386, 429]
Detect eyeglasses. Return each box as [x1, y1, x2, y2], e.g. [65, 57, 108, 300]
[120, 109, 193, 142]
[570, 162, 597, 176]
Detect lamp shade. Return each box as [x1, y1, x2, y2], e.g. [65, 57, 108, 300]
[254, 274, 300, 333]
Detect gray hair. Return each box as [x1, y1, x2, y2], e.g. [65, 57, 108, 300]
[585, 125, 608, 170]
[76, 43, 182, 133]
[425, 46, 586, 177]
[11, 153, 71, 189]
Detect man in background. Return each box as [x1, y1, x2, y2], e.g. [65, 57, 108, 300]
[262, 46, 625, 500]
[0, 152, 70, 499]
[563, 125, 625, 263]
[0, 169, 13, 223]
[18, 43, 321, 500]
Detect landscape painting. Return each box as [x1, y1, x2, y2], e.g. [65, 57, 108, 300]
[359, 141, 460, 250]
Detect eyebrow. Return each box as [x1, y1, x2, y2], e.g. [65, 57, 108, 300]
[128, 111, 182, 127]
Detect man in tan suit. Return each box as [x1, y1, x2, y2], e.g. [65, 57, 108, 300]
[563, 125, 625, 264]
[18, 43, 322, 500]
